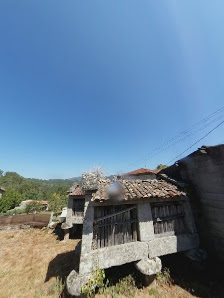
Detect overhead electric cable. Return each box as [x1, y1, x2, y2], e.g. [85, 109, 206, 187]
[122, 107, 224, 172]
[167, 119, 224, 165]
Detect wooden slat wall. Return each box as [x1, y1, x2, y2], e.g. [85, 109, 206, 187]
[93, 205, 138, 249]
[73, 199, 85, 217]
[151, 202, 185, 235]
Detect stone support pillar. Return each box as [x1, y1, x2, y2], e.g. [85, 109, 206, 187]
[137, 202, 155, 241]
[79, 194, 94, 275]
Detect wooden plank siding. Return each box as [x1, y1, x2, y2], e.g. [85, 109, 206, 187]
[73, 198, 85, 217]
[92, 205, 138, 249]
[151, 202, 186, 236]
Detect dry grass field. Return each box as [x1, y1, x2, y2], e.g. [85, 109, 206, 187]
[0, 228, 223, 298]
[0, 228, 79, 298]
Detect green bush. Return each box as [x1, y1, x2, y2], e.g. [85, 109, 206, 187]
[25, 201, 44, 214]
[82, 268, 106, 297]
[0, 187, 23, 213]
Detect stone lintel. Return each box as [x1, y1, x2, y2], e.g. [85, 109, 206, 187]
[92, 241, 149, 270]
[148, 233, 199, 258]
[91, 233, 199, 270]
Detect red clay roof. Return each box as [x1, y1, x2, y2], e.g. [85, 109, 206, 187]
[92, 179, 185, 202]
[123, 168, 158, 176]
[70, 185, 85, 196]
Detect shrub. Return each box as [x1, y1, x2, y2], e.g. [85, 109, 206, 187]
[47, 277, 64, 296]
[25, 201, 43, 214]
[156, 268, 173, 286]
[82, 268, 106, 298]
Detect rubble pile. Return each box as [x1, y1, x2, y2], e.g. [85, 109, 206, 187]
[82, 171, 105, 190]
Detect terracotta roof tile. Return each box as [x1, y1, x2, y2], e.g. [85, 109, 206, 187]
[70, 185, 85, 196]
[92, 179, 185, 202]
[123, 168, 159, 176]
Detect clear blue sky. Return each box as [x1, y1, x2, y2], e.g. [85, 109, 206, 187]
[0, 1, 224, 179]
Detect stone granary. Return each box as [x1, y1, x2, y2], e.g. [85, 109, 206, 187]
[0, 187, 6, 199]
[66, 173, 199, 296]
[61, 184, 85, 230]
[62, 169, 158, 234]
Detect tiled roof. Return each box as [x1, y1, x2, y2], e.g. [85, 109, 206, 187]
[92, 179, 186, 202]
[70, 185, 85, 196]
[123, 168, 158, 176]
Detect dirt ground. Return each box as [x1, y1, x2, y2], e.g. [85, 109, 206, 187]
[0, 228, 223, 298]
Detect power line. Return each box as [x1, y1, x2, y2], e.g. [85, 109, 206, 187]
[167, 119, 224, 165]
[131, 113, 224, 166]
[122, 106, 224, 172]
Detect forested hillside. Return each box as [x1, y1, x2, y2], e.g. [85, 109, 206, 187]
[0, 170, 80, 213]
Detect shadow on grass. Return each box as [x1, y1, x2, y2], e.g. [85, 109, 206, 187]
[104, 262, 145, 289]
[53, 223, 83, 241]
[45, 242, 81, 284]
[161, 252, 224, 298]
[45, 245, 224, 298]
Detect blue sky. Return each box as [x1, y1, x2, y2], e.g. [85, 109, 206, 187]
[0, 1, 224, 179]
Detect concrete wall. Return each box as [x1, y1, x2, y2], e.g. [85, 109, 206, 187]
[0, 213, 51, 226]
[162, 144, 224, 261]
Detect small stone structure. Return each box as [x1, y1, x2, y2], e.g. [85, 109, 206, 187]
[61, 184, 85, 232]
[0, 187, 5, 199]
[66, 172, 199, 296]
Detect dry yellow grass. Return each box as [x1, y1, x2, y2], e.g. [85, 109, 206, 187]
[0, 228, 194, 298]
[0, 228, 219, 298]
[0, 228, 79, 298]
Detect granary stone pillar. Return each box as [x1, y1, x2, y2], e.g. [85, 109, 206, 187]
[137, 202, 155, 241]
[62, 196, 73, 229]
[66, 194, 94, 296]
[79, 194, 94, 275]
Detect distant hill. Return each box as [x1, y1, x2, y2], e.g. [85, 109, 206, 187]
[26, 177, 81, 185]
[0, 170, 81, 213]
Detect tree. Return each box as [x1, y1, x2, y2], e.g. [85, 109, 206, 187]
[48, 193, 68, 212]
[0, 187, 23, 213]
[0, 170, 74, 213]
[25, 201, 43, 214]
[156, 164, 168, 170]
